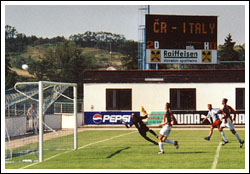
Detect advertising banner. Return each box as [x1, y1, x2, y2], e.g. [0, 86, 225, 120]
[146, 49, 217, 64]
[84, 111, 244, 125]
[84, 112, 140, 125]
[146, 111, 245, 125]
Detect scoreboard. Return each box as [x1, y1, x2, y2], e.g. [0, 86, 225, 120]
[146, 15, 218, 64]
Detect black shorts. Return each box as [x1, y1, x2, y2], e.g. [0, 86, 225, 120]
[138, 127, 149, 137]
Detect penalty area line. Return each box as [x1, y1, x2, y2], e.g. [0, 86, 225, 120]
[211, 141, 222, 169]
[19, 131, 136, 169]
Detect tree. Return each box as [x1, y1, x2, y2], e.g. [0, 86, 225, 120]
[5, 25, 28, 52]
[5, 56, 18, 89]
[120, 40, 138, 69]
[235, 44, 245, 61]
[69, 31, 126, 52]
[5, 25, 17, 52]
[220, 33, 240, 61]
[5, 25, 17, 39]
[28, 41, 97, 98]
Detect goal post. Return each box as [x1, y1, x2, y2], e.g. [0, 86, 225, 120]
[6, 81, 78, 163]
[36, 81, 78, 162]
[39, 81, 43, 163]
[73, 85, 78, 150]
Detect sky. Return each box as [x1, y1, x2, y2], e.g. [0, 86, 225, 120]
[4, 2, 247, 45]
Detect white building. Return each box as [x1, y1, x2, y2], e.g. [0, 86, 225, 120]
[83, 69, 245, 125]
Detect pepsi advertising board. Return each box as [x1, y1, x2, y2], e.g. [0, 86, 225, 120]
[84, 112, 140, 125]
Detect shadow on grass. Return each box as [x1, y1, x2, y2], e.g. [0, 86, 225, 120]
[136, 143, 159, 147]
[12, 149, 38, 158]
[106, 147, 130, 158]
[166, 151, 208, 154]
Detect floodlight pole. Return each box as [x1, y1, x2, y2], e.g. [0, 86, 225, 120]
[38, 81, 43, 162]
[145, 5, 150, 70]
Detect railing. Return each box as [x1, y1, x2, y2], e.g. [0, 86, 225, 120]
[5, 102, 83, 117]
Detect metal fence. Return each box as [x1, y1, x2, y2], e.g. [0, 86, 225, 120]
[54, 102, 83, 114]
[5, 102, 83, 117]
[5, 103, 31, 117]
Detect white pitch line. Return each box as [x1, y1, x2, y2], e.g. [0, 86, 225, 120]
[78, 131, 136, 150]
[20, 131, 136, 169]
[211, 142, 222, 169]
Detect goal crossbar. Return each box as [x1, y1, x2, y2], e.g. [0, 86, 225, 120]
[15, 81, 77, 87]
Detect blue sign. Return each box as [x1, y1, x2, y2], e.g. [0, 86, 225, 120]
[84, 112, 140, 125]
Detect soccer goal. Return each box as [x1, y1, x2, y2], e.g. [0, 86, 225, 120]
[5, 81, 78, 163]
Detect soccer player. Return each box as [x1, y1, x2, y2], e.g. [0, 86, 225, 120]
[158, 103, 178, 154]
[122, 112, 159, 145]
[219, 98, 244, 148]
[202, 104, 222, 141]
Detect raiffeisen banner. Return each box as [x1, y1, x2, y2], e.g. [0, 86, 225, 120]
[146, 49, 217, 64]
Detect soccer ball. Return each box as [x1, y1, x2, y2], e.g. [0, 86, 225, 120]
[22, 64, 28, 70]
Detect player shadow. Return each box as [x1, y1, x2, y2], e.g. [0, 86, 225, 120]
[106, 147, 130, 159]
[166, 151, 207, 154]
[11, 149, 38, 158]
[136, 143, 158, 147]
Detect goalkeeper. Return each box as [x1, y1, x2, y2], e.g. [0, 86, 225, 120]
[122, 112, 158, 145]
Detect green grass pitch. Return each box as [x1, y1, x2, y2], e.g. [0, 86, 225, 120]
[5, 129, 245, 169]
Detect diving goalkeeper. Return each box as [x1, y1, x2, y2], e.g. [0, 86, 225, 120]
[122, 112, 158, 145]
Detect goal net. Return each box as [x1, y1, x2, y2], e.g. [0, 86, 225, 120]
[5, 81, 78, 163]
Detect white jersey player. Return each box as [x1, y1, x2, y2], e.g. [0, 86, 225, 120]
[202, 104, 222, 141]
[207, 107, 220, 122]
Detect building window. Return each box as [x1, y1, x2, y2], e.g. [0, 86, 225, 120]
[170, 89, 196, 110]
[106, 89, 132, 110]
[236, 88, 245, 110]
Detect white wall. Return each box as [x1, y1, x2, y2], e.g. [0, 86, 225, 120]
[84, 83, 245, 113]
[5, 113, 84, 137]
[61, 113, 83, 128]
[5, 116, 27, 137]
[44, 114, 62, 130]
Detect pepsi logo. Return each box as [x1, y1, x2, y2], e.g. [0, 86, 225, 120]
[93, 114, 102, 124]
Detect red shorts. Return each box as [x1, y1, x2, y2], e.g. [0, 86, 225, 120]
[211, 120, 221, 129]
